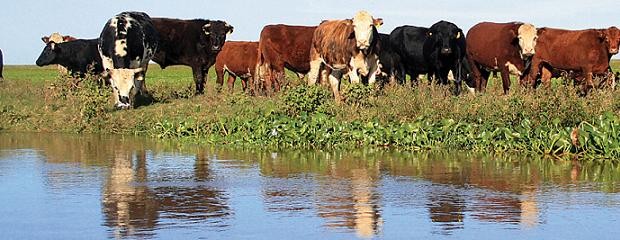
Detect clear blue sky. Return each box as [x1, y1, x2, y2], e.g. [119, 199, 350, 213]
[1, 0, 618, 64]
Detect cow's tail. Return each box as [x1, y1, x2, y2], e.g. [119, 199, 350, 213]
[253, 49, 266, 96]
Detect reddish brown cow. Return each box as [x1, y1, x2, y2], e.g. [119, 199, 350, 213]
[526, 27, 620, 93]
[214, 41, 259, 92]
[307, 11, 383, 100]
[255, 24, 317, 93]
[466, 22, 538, 94]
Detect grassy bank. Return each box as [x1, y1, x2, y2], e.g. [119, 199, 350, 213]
[1, 63, 619, 160]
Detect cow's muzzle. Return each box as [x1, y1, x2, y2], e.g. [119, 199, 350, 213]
[441, 48, 452, 55]
[522, 51, 535, 58]
[610, 48, 619, 54]
[119, 96, 130, 105]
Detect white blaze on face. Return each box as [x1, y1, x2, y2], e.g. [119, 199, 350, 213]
[517, 23, 537, 58]
[109, 68, 141, 100]
[352, 11, 375, 50]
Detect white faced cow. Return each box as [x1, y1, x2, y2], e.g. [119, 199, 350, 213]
[307, 11, 383, 101]
[98, 12, 159, 109]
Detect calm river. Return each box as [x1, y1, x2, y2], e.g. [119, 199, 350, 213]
[1, 133, 619, 239]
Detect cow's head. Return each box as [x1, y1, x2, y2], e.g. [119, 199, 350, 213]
[351, 11, 383, 51]
[202, 21, 234, 51]
[602, 26, 620, 55]
[106, 68, 143, 109]
[427, 21, 463, 56]
[36, 42, 60, 66]
[515, 23, 538, 58]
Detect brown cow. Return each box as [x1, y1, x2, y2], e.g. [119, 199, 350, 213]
[41, 32, 78, 75]
[214, 41, 259, 92]
[540, 26, 620, 88]
[466, 22, 538, 94]
[525, 27, 619, 93]
[307, 11, 383, 101]
[255, 24, 317, 93]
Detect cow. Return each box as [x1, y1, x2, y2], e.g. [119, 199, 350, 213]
[152, 18, 233, 95]
[255, 24, 317, 94]
[376, 33, 402, 85]
[466, 22, 538, 94]
[214, 41, 259, 92]
[0, 48, 3, 81]
[35, 38, 103, 77]
[99, 11, 159, 109]
[390, 21, 469, 95]
[523, 27, 618, 94]
[307, 11, 383, 101]
[42, 33, 78, 75]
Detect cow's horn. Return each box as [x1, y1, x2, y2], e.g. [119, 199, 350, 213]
[456, 32, 461, 39]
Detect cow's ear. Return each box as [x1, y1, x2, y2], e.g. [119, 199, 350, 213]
[62, 36, 73, 42]
[227, 24, 234, 35]
[42, 36, 50, 43]
[374, 18, 383, 28]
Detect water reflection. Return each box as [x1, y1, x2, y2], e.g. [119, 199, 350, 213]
[0, 134, 230, 238]
[1, 134, 619, 239]
[102, 149, 230, 238]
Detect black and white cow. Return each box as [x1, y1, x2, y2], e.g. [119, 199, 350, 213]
[99, 11, 159, 109]
[377, 33, 402, 85]
[36, 39, 103, 77]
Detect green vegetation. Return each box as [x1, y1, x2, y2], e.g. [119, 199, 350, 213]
[1, 62, 619, 160]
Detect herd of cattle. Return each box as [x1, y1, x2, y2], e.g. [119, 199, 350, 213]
[2, 10, 619, 108]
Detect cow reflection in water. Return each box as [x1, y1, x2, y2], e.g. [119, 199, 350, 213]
[260, 153, 383, 239]
[102, 150, 230, 238]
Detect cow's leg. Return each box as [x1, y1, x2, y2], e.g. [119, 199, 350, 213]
[479, 70, 490, 93]
[192, 65, 206, 95]
[240, 77, 248, 92]
[329, 71, 343, 102]
[522, 58, 542, 88]
[540, 67, 553, 88]
[395, 64, 406, 85]
[308, 48, 323, 86]
[499, 68, 511, 94]
[215, 66, 225, 91]
[467, 58, 484, 92]
[367, 55, 380, 85]
[348, 70, 361, 85]
[581, 67, 594, 96]
[227, 75, 236, 92]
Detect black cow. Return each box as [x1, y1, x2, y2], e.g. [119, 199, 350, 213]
[152, 18, 233, 94]
[377, 33, 401, 85]
[99, 11, 159, 109]
[390, 21, 470, 94]
[35, 39, 103, 77]
[0, 48, 4, 81]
